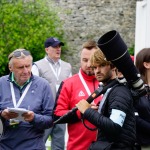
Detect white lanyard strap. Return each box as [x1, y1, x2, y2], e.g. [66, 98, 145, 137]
[98, 88, 111, 114]
[45, 58, 61, 81]
[78, 69, 91, 96]
[10, 82, 32, 108]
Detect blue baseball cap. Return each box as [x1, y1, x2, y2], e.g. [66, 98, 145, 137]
[44, 37, 64, 48]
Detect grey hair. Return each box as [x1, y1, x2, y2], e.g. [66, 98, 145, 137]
[8, 49, 33, 65]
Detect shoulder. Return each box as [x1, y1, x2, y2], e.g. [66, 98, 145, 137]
[34, 58, 46, 66]
[108, 84, 133, 109]
[32, 75, 50, 85]
[134, 95, 147, 107]
[62, 73, 79, 84]
[33, 58, 49, 72]
[0, 75, 9, 82]
[31, 76, 53, 95]
[115, 85, 131, 95]
[61, 60, 71, 67]
[110, 85, 132, 100]
[58, 74, 80, 93]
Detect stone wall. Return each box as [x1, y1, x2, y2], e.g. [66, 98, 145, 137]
[55, 0, 136, 74]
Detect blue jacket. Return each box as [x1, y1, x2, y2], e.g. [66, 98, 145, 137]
[0, 74, 54, 150]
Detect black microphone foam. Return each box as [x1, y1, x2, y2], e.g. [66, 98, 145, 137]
[98, 30, 145, 93]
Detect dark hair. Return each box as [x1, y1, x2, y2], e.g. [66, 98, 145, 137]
[135, 48, 150, 84]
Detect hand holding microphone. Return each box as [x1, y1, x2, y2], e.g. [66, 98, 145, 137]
[54, 79, 117, 124]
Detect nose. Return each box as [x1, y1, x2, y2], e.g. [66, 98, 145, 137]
[23, 67, 28, 73]
[95, 67, 101, 73]
[87, 60, 91, 68]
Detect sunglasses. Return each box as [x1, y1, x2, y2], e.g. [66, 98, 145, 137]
[8, 50, 31, 60]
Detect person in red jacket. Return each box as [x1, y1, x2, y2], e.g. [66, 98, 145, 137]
[53, 40, 102, 150]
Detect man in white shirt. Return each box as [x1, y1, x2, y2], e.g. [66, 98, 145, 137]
[32, 37, 72, 150]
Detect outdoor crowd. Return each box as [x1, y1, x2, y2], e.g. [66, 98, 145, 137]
[0, 30, 150, 150]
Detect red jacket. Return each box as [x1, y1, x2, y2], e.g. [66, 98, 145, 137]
[54, 69, 101, 150]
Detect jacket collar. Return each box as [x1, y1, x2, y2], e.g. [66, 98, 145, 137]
[80, 68, 96, 81]
[7, 72, 34, 88]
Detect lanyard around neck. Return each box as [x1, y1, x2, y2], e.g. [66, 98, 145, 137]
[78, 69, 91, 96]
[45, 57, 61, 81]
[10, 82, 32, 108]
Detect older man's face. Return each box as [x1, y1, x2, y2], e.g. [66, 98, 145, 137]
[45, 45, 61, 62]
[9, 56, 32, 86]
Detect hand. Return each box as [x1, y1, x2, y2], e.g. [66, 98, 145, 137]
[22, 111, 34, 122]
[76, 99, 91, 114]
[1, 109, 18, 120]
[91, 103, 98, 111]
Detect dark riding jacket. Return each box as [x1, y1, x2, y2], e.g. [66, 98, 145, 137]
[83, 80, 136, 149]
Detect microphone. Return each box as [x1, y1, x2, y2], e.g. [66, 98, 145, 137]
[54, 80, 117, 124]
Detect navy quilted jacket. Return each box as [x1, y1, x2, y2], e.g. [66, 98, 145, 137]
[83, 81, 136, 148]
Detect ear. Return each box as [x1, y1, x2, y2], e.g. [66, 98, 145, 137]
[9, 64, 13, 72]
[45, 48, 49, 53]
[143, 62, 150, 69]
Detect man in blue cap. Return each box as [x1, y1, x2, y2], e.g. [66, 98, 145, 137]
[32, 37, 72, 150]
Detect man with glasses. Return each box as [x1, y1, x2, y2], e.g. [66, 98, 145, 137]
[32, 37, 72, 150]
[0, 49, 54, 150]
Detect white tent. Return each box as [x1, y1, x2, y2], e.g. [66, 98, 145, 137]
[135, 0, 150, 57]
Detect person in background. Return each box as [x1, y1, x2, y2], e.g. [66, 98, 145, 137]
[76, 49, 136, 150]
[32, 37, 72, 150]
[134, 48, 150, 150]
[53, 40, 101, 150]
[130, 55, 134, 62]
[0, 49, 54, 150]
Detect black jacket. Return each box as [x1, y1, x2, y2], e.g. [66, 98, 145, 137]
[134, 93, 150, 146]
[83, 80, 136, 148]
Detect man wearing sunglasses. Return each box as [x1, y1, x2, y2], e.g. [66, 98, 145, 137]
[0, 49, 54, 150]
[32, 37, 72, 150]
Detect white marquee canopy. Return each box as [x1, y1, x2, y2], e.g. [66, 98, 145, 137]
[135, 0, 150, 58]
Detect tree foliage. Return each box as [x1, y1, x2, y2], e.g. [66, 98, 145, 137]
[0, 0, 66, 76]
[128, 44, 134, 56]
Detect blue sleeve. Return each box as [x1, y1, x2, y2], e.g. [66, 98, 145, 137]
[30, 81, 54, 129]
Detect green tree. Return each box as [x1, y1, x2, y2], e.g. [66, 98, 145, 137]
[0, 0, 66, 76]
[128, 44, 134, 56]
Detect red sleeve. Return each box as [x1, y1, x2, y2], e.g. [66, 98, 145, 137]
[54, 81, 71, 116]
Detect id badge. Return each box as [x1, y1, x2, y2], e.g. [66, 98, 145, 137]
[9, 119, 19, 126]
[56, 84, 60, 92]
